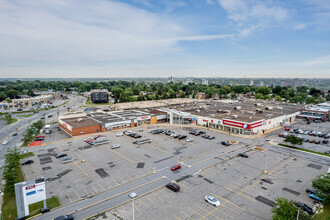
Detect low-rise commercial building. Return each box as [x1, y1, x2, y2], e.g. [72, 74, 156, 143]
[0, 95, 53, 110]
[298, 103, 329, 122]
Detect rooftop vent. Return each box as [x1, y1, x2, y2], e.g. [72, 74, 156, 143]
[265, 106, 273, 110]
[232, 115, 238, 119]
[235, 106, 242, 110]
[77, 118, 83, 122]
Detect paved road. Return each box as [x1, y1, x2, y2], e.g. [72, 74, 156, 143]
[0, 95, 84, 180]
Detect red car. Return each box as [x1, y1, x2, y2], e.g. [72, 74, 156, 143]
[171, 164, 181, 171]
[278, 134, 284, 137]
[309, 139, 314, 143]
[284, 127, 290, 131]
[36, 135, 45, 138]
[94, 135, 103, 140]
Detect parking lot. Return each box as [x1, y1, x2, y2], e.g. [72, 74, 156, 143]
[21, 123, 329, 219]
[276, 120, 330, 153]
[91, 140, 328, 220]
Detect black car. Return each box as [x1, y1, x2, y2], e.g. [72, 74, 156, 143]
[324, 150, 330, 155]
[166, 183, 180, 192]
[322, 140, 329, 144]
[34, 138, 44, 141]
[199, 131, 206, 134]
[48, 115, 52, 118]
[238, 153, 248, 158]
[21, 160, 34, 165]
[194, 133, 201, 136]
[306, 188, 318, 194]
[324, 134, 330, 139]
[12, 133, 17, 136]
[54, 214, 74, 220]
[133, 134, 142, 138]
[178, 135, 187, 139]
[41, 117, 45, 120]
[315, 140, 320, 144]
[56, 153, 68, 158]
[221, 141, 231, 146]
[208, 136, 215, 140]
[318, 133, 325, 137]
[303, 204, 314, 215]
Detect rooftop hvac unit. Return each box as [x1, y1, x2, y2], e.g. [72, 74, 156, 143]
[277, 106, 283, 109]
[235, 106, 242, 110]
[196, 109, 201, 113]
[223, 110, 231, 113]
[232, 115, 238, 119]
[77, 118, 83, 122]
[266, 114, 273, 118]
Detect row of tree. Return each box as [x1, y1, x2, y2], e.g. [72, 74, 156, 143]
[0, 80, 328, 104]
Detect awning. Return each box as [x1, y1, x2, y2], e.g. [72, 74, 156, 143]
[298, 115, 322, 119]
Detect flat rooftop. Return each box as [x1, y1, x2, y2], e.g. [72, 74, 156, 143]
[166, 100, 302, 123]
[62, 116, 100, 128]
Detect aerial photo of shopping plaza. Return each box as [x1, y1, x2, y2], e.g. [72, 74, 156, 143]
[1, 1, 330, 220]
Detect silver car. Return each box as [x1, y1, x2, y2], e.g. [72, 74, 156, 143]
[186, 138, 194, 142]
[111, 144, 120, 149]
[205, 196, 220, 207]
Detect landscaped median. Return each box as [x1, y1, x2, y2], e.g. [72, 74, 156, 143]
[278, 143, 330, 157]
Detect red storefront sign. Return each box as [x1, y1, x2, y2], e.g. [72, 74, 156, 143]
[222, 119, 264, 129]
[26, 185, 35, 190]
[203, 119, 208, 122]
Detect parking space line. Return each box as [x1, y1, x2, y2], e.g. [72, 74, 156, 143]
[66, 194, 72, 202]
[157, 189, 170, 198]
[137, 198, 149, 208]
[84, 188, 90, 197]
[180, 210, 193, 219]
[212, 206, 235, 220]
[75, 190, 81, 199]
[119, 177, 127, 184]
[98, 183, 105, 191]
[176, 182, 189, 189]
[144, 194, 156, 204]
[104, 145, 135, 163]
[187, 207, 204, 218]
[130, 201, 141, 212]
[73, 161, 89, 177]
[173, 214, 181, 220]
[113, 178, 121, 185]
[224, 187, 256, 202]
[223, 204, 240, 215]
[90, 185, 97, 194]
[146, 143, 168, 153]
[211, 193, 247, 211]
[152, 191, 164, 201]
[195, 204, 222, 219]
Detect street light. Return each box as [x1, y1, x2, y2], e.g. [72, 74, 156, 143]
[128, 192, 138, 220]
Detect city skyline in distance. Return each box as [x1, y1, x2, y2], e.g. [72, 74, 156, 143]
[1, 0, 330, 78]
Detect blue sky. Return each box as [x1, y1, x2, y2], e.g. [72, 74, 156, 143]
[0, 0, 330, 78]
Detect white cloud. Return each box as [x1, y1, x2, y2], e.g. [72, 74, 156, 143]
[206, 0, 214, 5]
[301, 55, 330, 66]
[293, 24, 307, 30]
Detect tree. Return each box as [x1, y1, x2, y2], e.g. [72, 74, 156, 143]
[256, 87, 270, 95]
[272, 198, 311, 220]
[305, 97, 316, 104]
[284, 135, 302, 147]
[255, 93, 264, 99]
[272, 86, 282, 95]
[0, 91, 6, 101]
[5, 114, 12, 124]
[275, 95, 282, 101]
[312, 174, 330, 204]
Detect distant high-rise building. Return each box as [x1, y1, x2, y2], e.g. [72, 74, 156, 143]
[292, 78, 299, 88]
[183, 78, 193, 85]
[202, 79, 209, 85]
[168, 76, 174, 83]
[249, 79, 254, 86]
[259, 81, 264, 87]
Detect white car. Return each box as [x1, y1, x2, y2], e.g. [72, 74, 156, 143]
[170, 133, 176, 137]
[205, 196, 220, 207]
[116, 133, 123, 137]
[2, 140, 8, 145]
[111, 144, 120, 149]
[186, 138, 193, 142]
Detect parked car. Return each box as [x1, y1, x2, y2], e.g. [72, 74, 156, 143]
[208, 136, 215, 140]
[171, 164, 181, 171]
[303, 138, 309, 142]
[186, 138, 194, 142]
[315, 140, 321, 144]
[166, 183, 180, 192]
[178, 135, 187, 139]
[2, 140, 8, 145]
[21, 160, 34, 165]
[111, 144, 120, 149]
[289, 129, 294, 133]
[309, 193, 324, 202]
[221, 141, 232, 146]
[308, 139, 315, 143]
[56, 153, 68, 158]
[322, 140, 329, 144]
[84, 137, 92, 142]
[324, 150, 330, 154]
[278, 133, 284, 137]
[205, 196, 220, 207]
[34, 138, 44, 141]
[238, 153, 249, 158]
[284, 127, 290, 131]
[283, 132, 289, 138]
[54, 214, 74, 220]
[12, 133, 17, 136]
[298, 129, 304, 134]
[36, 135, 45, 138]
[133, 134, 142, 138]
[324, 134, 330, 139]
[116, 133, 123, 137]
[297, 135, 303, 139]
[306, 188, 318, 194]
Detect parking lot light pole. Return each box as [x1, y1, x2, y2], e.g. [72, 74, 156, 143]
[264, 144, 268, 174]
[128, 192, 138, 220]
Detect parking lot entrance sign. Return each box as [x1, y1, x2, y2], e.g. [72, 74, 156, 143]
[15, 177, 47, 219]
